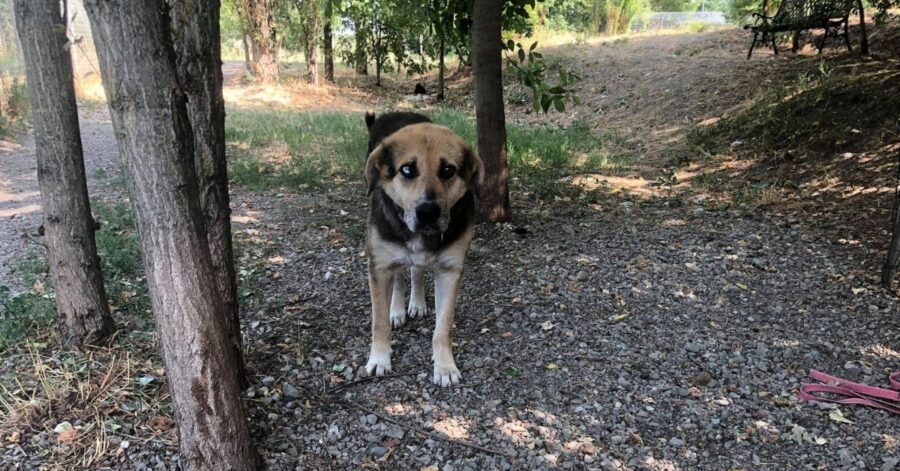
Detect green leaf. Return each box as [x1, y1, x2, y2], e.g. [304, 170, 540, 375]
[532, 51, 543, 59]
[506, 39, 515, 50]
[533, 95, 542, 113]
[554, 97, 565, 112]
[518, 48, 525, 62]
[530, 41, 538, 51]
[541, 94, 552, 113]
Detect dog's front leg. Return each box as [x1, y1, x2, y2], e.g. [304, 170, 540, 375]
[365, 265, 394, 376]
[408, 265, 427, 319]
[432, 266, 463, 386]
[390, 270, 407, 328]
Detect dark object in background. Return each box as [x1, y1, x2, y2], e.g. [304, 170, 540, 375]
[413, 83, 428, 95]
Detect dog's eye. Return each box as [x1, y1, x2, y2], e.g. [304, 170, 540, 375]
[399, 163, 417, 179]
[438, 165, 456, 180]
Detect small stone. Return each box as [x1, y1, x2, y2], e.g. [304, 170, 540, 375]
[385, 425, 405, 440]
[575, 271, 589, 281]
[366, 414, 378, 425]
[685, 342, 703, 353]
[261, 376, 275, 386]
[283, 384, 300, 398]
[669, 437, 684, 447]
[326, 424, 342, 443]
[368, 446, 388, 457]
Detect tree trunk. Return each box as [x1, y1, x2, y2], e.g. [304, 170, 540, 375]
[323, 0, 334, 83]
[472, 0, 510, 222]
[437, 33, 445, 101]
[84, 2, 260, 469]
[242, 33, 252, 72]
[241, 0, 278, 83]
[169, 0, 247, 386]
[296, 0, 319, 85]
[857, 0, 868, 55]
[14, 0, 115, 347]
[355, 23, 367, 75]
[882, 155, 900, 289]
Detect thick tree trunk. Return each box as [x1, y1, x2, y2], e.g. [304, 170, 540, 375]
[472, 0, 510, 222]
[323, 0, 334, 83]
[14, 0, 115, 346]
[241, 0, 278, 83]
[84, 2, 260, 469]
[882, 156, 900, 289]
[169, 0, 247, 386]
[437, 33, 445, 101]
[355, 23, 367, 75]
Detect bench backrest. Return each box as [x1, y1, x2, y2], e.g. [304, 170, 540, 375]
[771, 0, 854, 27]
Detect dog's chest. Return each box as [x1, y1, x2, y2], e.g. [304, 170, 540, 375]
[381, 236, 437, 268]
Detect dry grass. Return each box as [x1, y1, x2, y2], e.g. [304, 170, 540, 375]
[0, 327, 171, 469]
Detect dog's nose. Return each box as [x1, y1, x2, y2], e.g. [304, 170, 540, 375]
[415, 202, 441, 225]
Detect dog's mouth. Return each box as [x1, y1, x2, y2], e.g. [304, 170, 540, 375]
[414, 217, 449, 235]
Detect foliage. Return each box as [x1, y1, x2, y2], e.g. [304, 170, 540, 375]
[539, 0, 594, 30]
[505, 40, 580, 113]
[225, 109, 629, 199]
[590, 0, 650, 34]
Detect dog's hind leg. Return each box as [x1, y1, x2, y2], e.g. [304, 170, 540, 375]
[390, 270, 407, 328]
[432, 267, 463, 386]
[365, 266, 394, 376]
[408, 266, 427, 319]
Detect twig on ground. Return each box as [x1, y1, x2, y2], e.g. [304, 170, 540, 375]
[351, 403, 512, 457]
[326, 372, 416, 394]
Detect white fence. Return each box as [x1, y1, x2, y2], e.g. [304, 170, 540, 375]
[631, 11, 728, 32]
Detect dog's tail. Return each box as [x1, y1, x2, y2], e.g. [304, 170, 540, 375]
[364, 111, 376, 130]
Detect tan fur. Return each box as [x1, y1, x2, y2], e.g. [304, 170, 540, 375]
[364, 123, 482, 387]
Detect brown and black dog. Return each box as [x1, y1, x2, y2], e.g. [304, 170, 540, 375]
[363, 111, 483, 387]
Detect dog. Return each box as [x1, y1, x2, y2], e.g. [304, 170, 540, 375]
[363, 111, 483, 387]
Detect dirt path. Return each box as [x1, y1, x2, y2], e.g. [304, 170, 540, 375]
[0, 112, 121, 291]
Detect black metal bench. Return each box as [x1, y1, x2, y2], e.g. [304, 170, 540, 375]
[743, 0, 864, 59]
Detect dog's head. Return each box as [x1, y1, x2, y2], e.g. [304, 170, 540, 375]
[366, 123, 483, 235]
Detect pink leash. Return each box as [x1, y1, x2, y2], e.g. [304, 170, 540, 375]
[799, 370, 900, 415]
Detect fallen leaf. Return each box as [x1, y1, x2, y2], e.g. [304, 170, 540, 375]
[58, 428, 78, 443]
[6, 431, 21, 443]
[53, 421, 73, 434]
[384, 437, 401, 448]
[612, 312, 629, 322]
[736, 283, 748, 290]
[828, 409, 854, 424]
[33, 280, 45, 294]
[540, 321, 555, 331]
[546, 363, 559, 370]
[147, 416, 174, 432]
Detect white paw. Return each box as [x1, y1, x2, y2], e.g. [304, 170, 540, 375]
[407, 298, 427, 319]
[432, 361, 461, 387]
[390, 307, 407, 329]
[365, 350, 392, 377]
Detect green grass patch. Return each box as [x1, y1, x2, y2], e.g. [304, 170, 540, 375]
[226, 108, 630, 200]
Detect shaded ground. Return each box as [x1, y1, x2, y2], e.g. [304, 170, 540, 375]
[2, 25, 899, 471]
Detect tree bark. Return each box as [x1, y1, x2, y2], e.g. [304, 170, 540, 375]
[14, 0, 115, 347]
[472, 0, 510, 222]
[437, 33, 445, 101]
[355, 22, 367, 75]
[242, 33, 252, 72]
[241, 0, 278, 83]
[882, 154, 900, 289]
[295, 0, 319, 85]
[84, 2, 260, 469]
[857, 0, 868, 55]
[323, 0, 334, 83]
[169, 0, 247, 386]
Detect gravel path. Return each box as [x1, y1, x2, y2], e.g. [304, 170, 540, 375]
[0, 111, 121, 291]
[232, 186, 899, 470]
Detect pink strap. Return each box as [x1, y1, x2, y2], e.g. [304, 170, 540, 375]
[799, 370, 900, 415]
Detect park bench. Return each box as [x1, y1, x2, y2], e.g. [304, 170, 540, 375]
[743, 0, 867, 59]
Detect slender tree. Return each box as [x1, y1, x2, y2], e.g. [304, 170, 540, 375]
[169, 0, 247, 384]
[354, 19, 368, 75]
[472, 0, 511, 221]
[323, 0, 334, 82]
[84, 1, 260, 469]
[240, 0, 279, 82]
[295, 0, 320, 85]
[14, 0, 115, 346]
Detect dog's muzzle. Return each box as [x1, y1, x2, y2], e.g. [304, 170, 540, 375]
[411, 201, 448, 234]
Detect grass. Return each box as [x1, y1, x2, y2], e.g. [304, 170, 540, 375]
[226, 108, 630, 199]
[687, 63, 900, 159]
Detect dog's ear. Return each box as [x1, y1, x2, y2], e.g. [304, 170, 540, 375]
[366, 143, 394, 195]
[461, 146, 485, 197]
[365, 111, 376, 130]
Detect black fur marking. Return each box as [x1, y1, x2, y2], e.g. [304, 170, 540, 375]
[370, 189, 476, 253]
[365, 111, 432, 155]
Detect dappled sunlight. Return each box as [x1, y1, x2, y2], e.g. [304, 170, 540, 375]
[223, 81, 368, 113]
[642, 456, 682, 471]
[860, 344, 900, 360]
[0, 202, 40, 218]
[0, 189, 38, 203]
[431, 417, 471, 441]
